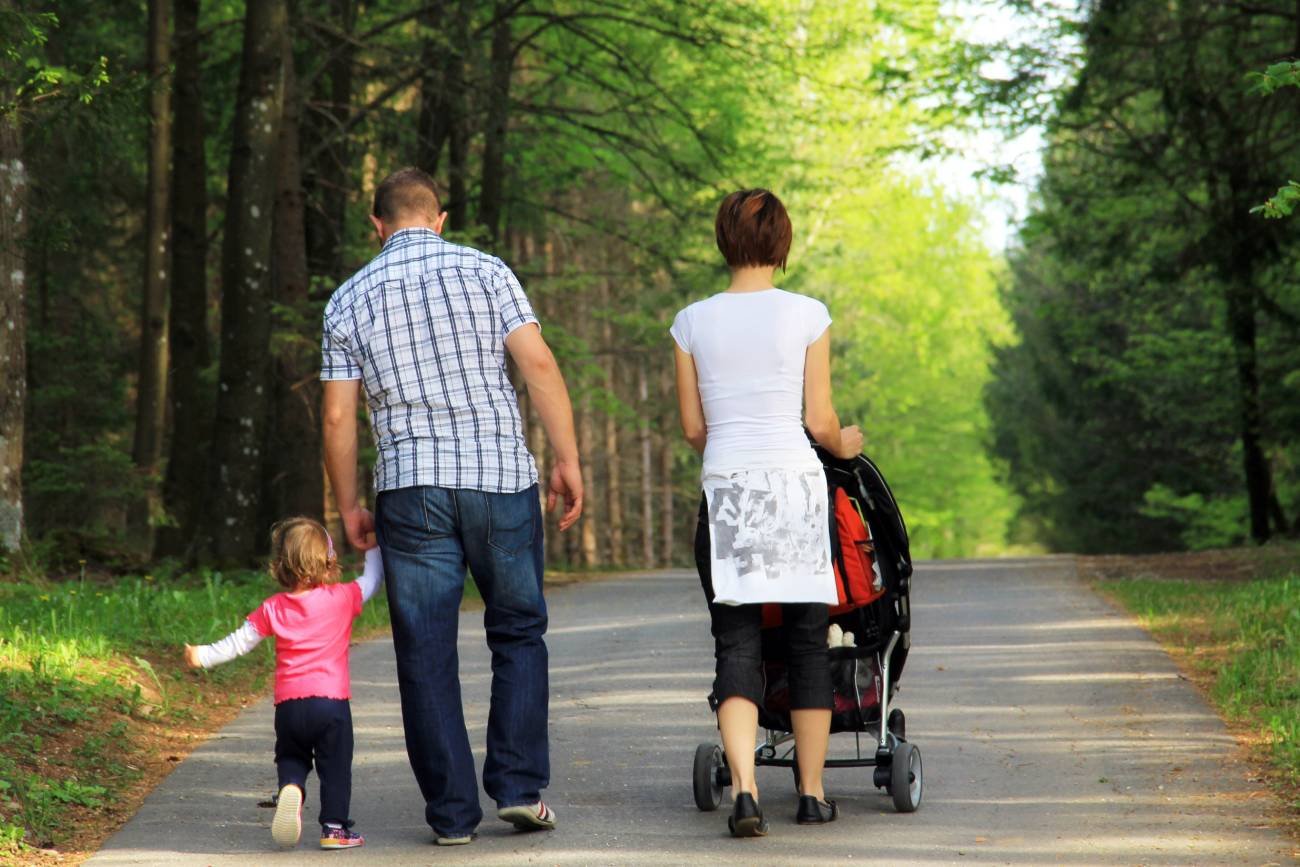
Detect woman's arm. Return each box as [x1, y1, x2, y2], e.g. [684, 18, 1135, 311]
[804, 329, 861, 459]
[185, 621, 265, 669]
[674, 345, 707, 454]
[355, 546, 385, 603]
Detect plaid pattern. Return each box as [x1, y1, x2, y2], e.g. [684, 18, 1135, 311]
[321, 228, 539, 494]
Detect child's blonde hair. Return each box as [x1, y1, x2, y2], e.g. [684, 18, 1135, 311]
[269, 517, 341, 591]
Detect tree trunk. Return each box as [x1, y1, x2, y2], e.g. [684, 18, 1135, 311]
[266, 28, 322, 522]
[202, 0, 288, 565]
[602, 290, 623, 565]
[578, 397, 597, 567]
[660, 374, 674, 567]
[478, 3, 513, 245]
[0, 72, 26, 550]
[158, 0, 209, 559]
[415, 1, 451, 175]
[638, 363, 654, 568]
[1225, 278, 1272, 544]
[304, 0, 354, 284]
[132, 0, 173, 547]
[445, 0, 470, 230]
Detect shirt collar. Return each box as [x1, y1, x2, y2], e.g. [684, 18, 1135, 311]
[382, 226, 444, 250]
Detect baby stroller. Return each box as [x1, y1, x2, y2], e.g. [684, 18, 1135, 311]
[691, 447, 922, 814]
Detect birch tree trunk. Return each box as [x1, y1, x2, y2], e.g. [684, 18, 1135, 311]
[132, 0, 172, 547]
[0, 70, 26, 550]
[203, 0, 287, 564]
[158, 0, 209, 558]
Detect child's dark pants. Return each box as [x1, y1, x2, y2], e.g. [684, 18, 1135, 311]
[274, 697, 353, 828]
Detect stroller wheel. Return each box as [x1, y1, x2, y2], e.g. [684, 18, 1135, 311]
[693, 743, 725, 812]
[889, 742, 922, 813]
[888, 708, 906, 740]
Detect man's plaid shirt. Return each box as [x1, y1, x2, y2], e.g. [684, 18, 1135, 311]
[321, 228, 539, 494]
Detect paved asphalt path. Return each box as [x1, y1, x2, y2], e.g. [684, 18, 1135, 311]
[89, 558, 1295, 866]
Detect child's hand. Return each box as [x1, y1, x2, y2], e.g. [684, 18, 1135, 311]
[183, 644, 203, 669]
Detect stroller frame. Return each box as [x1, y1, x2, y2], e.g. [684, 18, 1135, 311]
[692, 631, 923, 814]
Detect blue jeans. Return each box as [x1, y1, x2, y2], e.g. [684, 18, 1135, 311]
[375, 484, 549, 838]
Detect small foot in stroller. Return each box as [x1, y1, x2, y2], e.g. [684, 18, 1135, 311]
[887, 708, 906, 740]
[693, 743, 727, 811]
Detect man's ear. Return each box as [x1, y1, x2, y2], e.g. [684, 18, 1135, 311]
[368, 214, 385, 242]
[433, 211, 449, 235]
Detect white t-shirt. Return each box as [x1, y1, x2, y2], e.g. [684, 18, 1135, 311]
[670, 288, 831, 478]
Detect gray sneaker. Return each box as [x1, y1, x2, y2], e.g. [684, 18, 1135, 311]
[497, 801, 557, 831]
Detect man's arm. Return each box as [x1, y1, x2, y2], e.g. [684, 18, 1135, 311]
[504, 323, 583, 531]
[323, 379, 376, 549]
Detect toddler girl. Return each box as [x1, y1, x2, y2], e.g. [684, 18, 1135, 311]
[183, 517, 383, 850]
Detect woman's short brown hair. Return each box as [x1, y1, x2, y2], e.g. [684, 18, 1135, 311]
[269, 517, 341, 591]
[714, 189, 792, 271]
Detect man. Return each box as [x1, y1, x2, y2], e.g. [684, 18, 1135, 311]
[320, 167, 583, 846]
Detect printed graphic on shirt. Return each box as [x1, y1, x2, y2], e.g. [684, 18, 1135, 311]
[705, 469, 830, 585]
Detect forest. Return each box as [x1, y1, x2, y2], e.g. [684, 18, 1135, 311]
[1, 0, 1297, 573]
[0, 0, 1013, 571]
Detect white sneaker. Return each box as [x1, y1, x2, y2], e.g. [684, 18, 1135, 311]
[497, 801, 557, 831]
[271, 784, 303, 848]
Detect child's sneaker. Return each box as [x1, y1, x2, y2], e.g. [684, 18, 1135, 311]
[497, 801, 557, 831]
[320, 824, 364, 849]
[271, 784, 303, 848]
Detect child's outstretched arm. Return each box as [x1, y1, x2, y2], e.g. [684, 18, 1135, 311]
[184, 620, 265, 669]
[355, 546, 385, 604]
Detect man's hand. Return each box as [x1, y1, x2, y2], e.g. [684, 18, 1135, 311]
[183, 644, 203, 669]
[342, 507, 377, 550]
[547, 460, 584, 531]
[836, 425, 864, 459]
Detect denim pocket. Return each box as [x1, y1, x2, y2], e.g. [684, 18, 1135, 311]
[377, 488, 452, 555]
[487, 489, 536, 557]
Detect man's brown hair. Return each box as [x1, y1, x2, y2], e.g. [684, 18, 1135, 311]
[269, 517, 341, 591]
[714, 188, 792, 271]
[372, 167, 442, 223]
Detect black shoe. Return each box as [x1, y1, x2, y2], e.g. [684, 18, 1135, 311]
[796, 795, 838, 825]
[728, 792, 769, 837]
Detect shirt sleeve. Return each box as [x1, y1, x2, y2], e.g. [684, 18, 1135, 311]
[669, 307, 692, 354]
[320, 300, 363, 381]
[194, 620, 265, 668]
[354, 547, 385, 607]
[806, 299, 832, 346]
[246, 600, 273, 637]
[492, 259, 540, 338]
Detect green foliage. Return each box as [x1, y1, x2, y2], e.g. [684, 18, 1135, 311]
[1139, 485, 1248, 551]
[1252, 180, 1300, 219]
[0, 8, 110, 116]
[984, 1, 1300, 552]
[1103, 575, 1300, 794]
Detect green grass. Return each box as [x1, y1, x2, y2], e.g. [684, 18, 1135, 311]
[0, 565, 395, 853]
[1101, 575, 1300, 807]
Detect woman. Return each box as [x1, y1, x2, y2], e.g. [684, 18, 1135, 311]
[671, 188, 862, 837]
